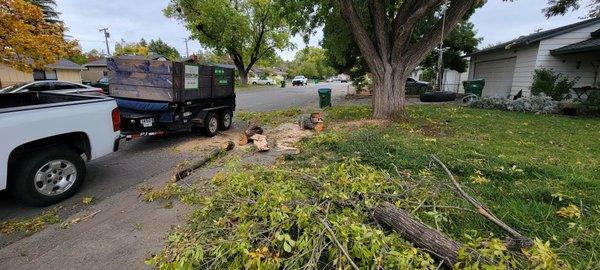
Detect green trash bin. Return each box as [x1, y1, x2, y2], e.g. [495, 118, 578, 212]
[462, 79, 485, 97]
[318, 88, 332, 108]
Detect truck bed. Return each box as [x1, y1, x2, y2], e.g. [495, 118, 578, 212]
[0, 92, 112, 113]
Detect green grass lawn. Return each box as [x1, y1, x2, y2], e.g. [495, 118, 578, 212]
[149, 104, 600, 269]
[298, 105, 599, 268]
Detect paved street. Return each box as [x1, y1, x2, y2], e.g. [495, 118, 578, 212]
[0, 82, 348, 248]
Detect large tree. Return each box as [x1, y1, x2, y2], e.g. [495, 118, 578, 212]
[165, 0, 292, 85]
[0, 0, 78, 71]
[281, 0, 482, 118]
[544, 0, 600, 18]
[148, 39, 182, 60]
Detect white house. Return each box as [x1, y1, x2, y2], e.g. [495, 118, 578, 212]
[467, 18, 600, 97]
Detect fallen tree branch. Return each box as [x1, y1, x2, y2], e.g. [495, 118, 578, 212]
[430, 155, 534, 249]
[320, 218, 360, 270]
[374, 202, 493, 268]
[171, 141, 235, 182]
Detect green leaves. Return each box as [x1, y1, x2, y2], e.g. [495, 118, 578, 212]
[165, 0, 292, 78]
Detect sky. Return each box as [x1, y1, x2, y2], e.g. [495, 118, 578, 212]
[56, 0, 591, 61]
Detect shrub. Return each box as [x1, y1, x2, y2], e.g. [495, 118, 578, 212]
[531, 68, 578, 101]
[578, 91, 600, 115]
[469, 94, 558, 114]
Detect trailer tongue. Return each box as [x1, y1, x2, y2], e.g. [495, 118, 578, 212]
[108, 58, 236, 138]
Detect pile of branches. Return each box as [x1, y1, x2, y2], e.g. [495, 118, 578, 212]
[148, 157, 566, 269]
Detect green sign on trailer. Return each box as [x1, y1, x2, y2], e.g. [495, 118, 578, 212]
[214, 67, 225, 76]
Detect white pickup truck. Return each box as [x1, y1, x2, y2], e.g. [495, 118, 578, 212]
[0, 92, 121, 206]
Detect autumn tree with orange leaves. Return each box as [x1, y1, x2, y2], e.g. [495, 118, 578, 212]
[0, 0, 78, 72]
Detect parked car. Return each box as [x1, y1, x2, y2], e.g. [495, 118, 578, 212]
[340, 78, 349, 83]
[0, 92, 121, 206]
[292, 76, 308, 86]
[405, 78, 431, 95]
[91, 76, 110, 93]
[0, 80, 106, 96]
[252, 77, 276, 85]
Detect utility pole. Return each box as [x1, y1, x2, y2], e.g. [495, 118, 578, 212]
[99, 28, 111, 56]
[183, 38, 189, 57]
[435, 0, 449, 91]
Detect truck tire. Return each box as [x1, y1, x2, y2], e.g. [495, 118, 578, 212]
[219, 109, 233, 131]
[204, 112, 219, 137]
[10, 146, 86, 206]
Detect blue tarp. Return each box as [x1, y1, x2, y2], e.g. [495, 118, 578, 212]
[115, 98, 170, 112]
[115, 98, 173, 123]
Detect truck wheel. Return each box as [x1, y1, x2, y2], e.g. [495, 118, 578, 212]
[10, 147, 86, 206]
[204, 112, 219, 137]
[219, 109, 233, 131]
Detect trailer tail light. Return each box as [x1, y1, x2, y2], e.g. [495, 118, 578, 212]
[111, 107, 121, 132]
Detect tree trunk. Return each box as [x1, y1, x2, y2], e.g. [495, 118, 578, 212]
[239, 70, 249, 85]
[374, 202, 493, 268]
[371, 65, 408, 119]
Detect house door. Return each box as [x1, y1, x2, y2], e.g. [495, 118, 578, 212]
[473, 57, 516, 97]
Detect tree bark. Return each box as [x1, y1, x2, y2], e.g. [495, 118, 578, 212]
[239, 70, 249, 85]
[371, 65, 409, 118]
[374, 202, 493, 268]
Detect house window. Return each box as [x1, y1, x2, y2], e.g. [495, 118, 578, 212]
[32, 69, 58, 81]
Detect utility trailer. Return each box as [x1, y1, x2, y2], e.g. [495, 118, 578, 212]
[108, 58, 236, 139]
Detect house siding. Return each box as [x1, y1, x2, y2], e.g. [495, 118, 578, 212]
[536, 23, 600, 88]
[510, 44, 540, 96]
[82, 66, 108, 82]
[55, 69, 82, 83]
[0, 63, 33, 88]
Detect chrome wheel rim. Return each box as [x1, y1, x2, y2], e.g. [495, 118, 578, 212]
[34, 160, 77, 196]
[223, 113, 231, 128]
[209, 117, 218, 133]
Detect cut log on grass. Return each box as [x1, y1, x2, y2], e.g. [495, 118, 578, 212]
[171, 141, 235, 182]
[374, 202, 493, 268]
[250, 134, 270, 152]
[430, 155, 534, 249]
[299, 113, 324, 131]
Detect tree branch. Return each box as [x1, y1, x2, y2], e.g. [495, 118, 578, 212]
[403, 0, 478, 69]
[369, 0, 390, 63]
[430, 155, 534, 249]
[336, 0, 384, 75]
[391, 0, 445, 63]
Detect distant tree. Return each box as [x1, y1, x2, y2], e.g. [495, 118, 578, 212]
[85, 49, 102, 62]
[1, 0, 78, 71]
[544, 0, 600, 18]
[290, 47, 336, 79]
[148, 39, 181, 60]
[114, 39, 149, 56]
[68, 51, 88, 65]
[165, 0, 293, 85]
[139, 38, 148, 47]
[27, 0, 61, 23]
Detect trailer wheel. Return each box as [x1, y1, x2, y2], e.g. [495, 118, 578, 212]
[10, 146, 86, 206]
[204, 112, 219, 137]
[219, 109, 233, 131]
